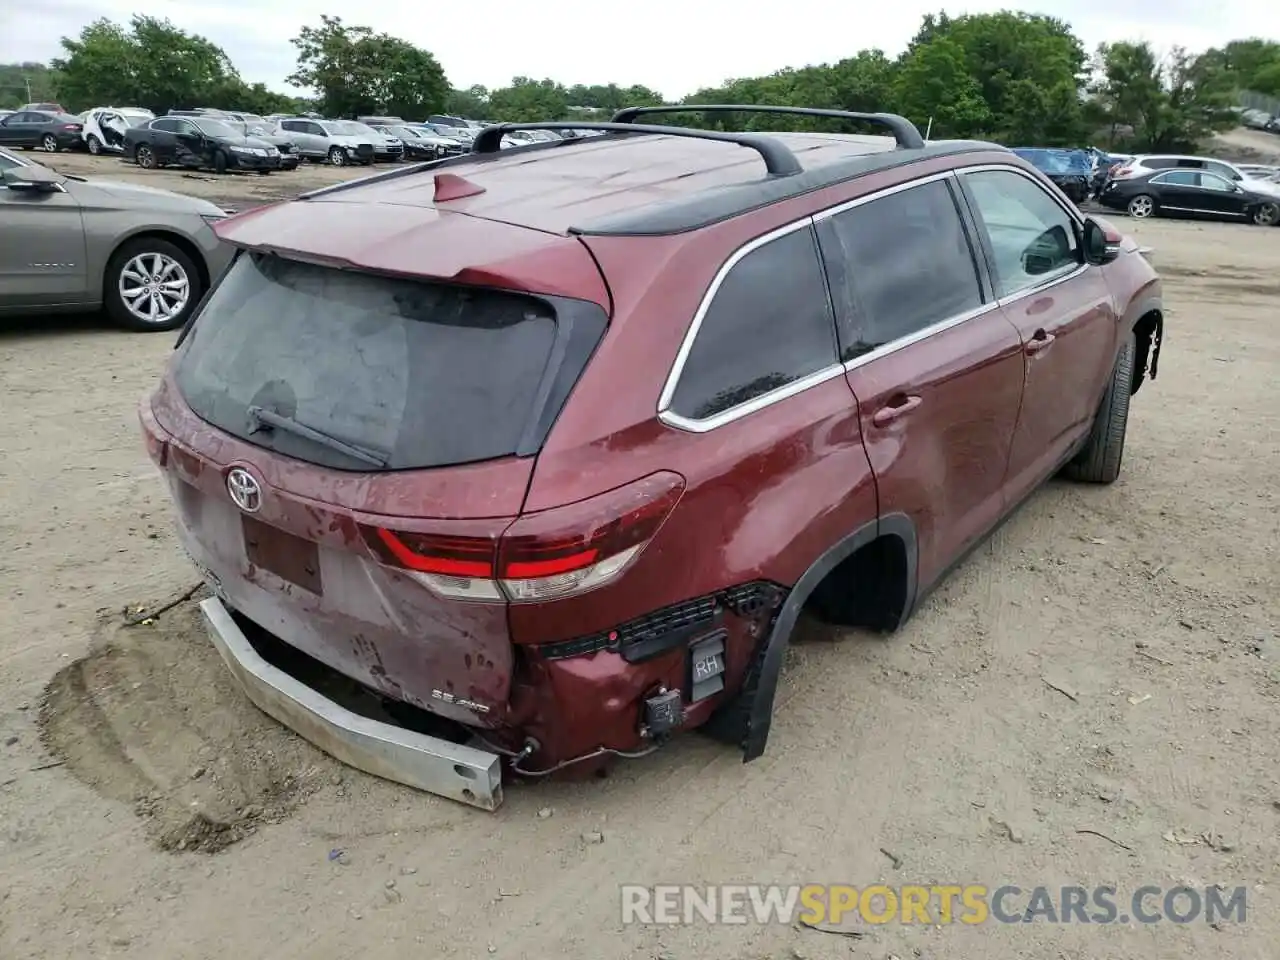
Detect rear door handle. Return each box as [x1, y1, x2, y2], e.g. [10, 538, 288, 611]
[1025, 331, 1056, 356]
[871, 395, 922, 426]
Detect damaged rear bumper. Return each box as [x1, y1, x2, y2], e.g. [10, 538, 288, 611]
[198, 596, 504, 811]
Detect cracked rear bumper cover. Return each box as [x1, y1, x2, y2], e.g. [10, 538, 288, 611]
[198, 596, 503, 811]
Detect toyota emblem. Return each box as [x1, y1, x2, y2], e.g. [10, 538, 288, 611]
[226, 467, 262, 513]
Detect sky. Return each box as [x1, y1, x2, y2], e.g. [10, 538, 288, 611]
[2, 0, 1277, 100]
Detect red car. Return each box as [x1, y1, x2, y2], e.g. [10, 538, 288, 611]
[140, 105, 1164, 810]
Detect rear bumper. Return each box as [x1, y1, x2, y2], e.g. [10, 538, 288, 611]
[198, 595, 504, 810]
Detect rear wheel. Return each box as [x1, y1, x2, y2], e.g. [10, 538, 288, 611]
[1063, 334, 1135, 484]
[1252, 202, 1279, 226]
[1126, 195, 1156, 219]
[135, 144, 157, 169]
[86, 135, 102, 155]
[104, 238, 203, 333]
[40, 133, 58, 152]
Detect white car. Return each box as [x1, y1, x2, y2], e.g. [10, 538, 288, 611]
[1110, 154, 1280, 198]
[82, 107, 155, 155]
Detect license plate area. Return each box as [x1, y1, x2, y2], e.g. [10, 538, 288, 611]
[241, 514, 323, 595]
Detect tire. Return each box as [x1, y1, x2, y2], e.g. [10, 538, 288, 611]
[1063, 334, 1135, 484]
[135, 144, 157, 169]
[328, 146, 346, 166]
[1126, 194, 1156, 219]
[41, 133, 59, 152]
[1251, 202, 1279, 226]
[212, 151, 227, 175]
[86, 135, 102, 156]
[256, 169, 272, 176]
[103, 237, 203, 333]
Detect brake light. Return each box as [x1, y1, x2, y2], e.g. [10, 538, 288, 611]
[1111, 166, 1134, 179]
[360, 472, 685, 603]
[61, 123, 81, 131]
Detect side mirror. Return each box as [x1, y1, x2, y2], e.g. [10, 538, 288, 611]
[1, 165, 66, 192]
[1082, 218, 1119, 265]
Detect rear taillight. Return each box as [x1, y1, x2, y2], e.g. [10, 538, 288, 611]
[61, 123, 81, 132]
[360, 472, 685, 603]
[139, 403, 169, 467]
[1111, 166, 1134, 179]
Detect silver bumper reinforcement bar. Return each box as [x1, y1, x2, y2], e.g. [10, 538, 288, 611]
[198, 597, 503, 810]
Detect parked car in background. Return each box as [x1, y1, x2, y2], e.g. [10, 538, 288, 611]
[425, 122, 475, 146]
[0, 110, 85, 152]
[425, 114, 469, 129]
[141, 106, 1164, 809]
[1241, 109, 1274, 130]
[1009, 148, 1092, 203]
[82, 106, 155, 155]
[1109, 154, 1280, 198]
[1097, 168, 1280, 225]
[0, 146, 231, 331]
[356, 116, 404, 129]
[0, 110, 14, 121]
[347, 121, 404, 161]
[276, 118, 377, 165]
[385, 124, 462, 159]
[224, 119, 301, 170]
[125, 116, 283, 174]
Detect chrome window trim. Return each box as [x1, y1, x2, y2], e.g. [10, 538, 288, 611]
[655, 161, 1092, 434]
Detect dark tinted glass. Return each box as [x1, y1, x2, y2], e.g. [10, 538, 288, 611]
[151, 118, 178, 132]
[174, 254, 592, 471]
[1159, 170, 1198, 186]
[669, 226, 838, 421]
[818, 178, 983, 361]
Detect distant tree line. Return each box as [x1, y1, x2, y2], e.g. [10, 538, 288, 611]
[4, 12, 1280, 152]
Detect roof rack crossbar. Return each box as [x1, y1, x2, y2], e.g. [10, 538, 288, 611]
[610, 104, 926, 150]
[471, 122, 804, 177]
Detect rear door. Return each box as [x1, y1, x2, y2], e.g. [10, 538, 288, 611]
[145, 117, 182, 160]
[956, 165, 1118, 500]
[815, 172, 1026, 594]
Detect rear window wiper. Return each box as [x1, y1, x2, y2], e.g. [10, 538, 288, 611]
[246, 405, 389, 467]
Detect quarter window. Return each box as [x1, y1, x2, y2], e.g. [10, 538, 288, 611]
[963, 169, 1081, 298]
[667, 226, 839, 422]
[817, 178, 983, 362]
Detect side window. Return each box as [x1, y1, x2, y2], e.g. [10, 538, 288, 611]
[0, 153, 20, 171]
[1205, 161, 1240, 181]
[151, 118, 177, 132]
[1199, 173, 1234, 192]
[307, 123, 326, 136]
[817, 178, 983, 361]
[281, 121, 300, 132]
[176, 120, 198, 135]
[1156, 170, 1199, 186]
[668, 226, 839, 422]
[963, 169, 1081, 299]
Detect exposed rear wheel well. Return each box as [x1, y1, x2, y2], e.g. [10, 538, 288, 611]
[1131, 308, 1162, 395]
[804, 533, 909, 632]
[104, 230, 211, 303]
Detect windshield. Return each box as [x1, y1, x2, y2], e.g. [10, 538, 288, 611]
[390, 126, 421, 139]
[194, 118, 238, 138]
[173, 253, 574, 471]
[327, 121, 374, 136]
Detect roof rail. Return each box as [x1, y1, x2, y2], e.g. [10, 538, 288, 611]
[610, 105, 926, 150]
[470, 122, 804, 177]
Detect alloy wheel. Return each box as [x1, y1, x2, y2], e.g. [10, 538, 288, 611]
[117, 252, 191, 325]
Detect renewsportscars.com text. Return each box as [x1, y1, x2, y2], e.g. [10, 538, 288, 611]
[620, 884, 1247, 926]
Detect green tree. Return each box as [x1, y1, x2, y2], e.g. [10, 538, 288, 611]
[0, 62, 61, 109]
[52, 16, 240, 114]
[1202, 38, 1280, 94]
[487, 77, 569, 122]
[289, 15, 448, 119]
[894, 36, 990, 137]
[1090, 41, 1235, 152]
[910, 11, 1088, 144]
[445, 84, 490, 119]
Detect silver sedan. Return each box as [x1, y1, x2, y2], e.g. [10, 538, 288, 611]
[0, 147, 233, 331]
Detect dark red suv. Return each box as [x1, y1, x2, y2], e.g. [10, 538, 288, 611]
[140, 105, 1164, 810]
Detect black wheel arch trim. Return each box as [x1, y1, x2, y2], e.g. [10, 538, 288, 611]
[1127, 294, 1163, 393]
[739, 511, 919, 762]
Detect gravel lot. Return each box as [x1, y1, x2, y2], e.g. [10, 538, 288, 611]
[1, 150, 1278, 960]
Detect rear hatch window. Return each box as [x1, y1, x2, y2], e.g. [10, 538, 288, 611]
[173, 252, 605, 471]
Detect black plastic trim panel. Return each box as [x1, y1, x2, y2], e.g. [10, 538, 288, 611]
[534, 581, 787, 664]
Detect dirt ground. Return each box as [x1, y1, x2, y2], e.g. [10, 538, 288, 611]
[1, 148, 1279, 960]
